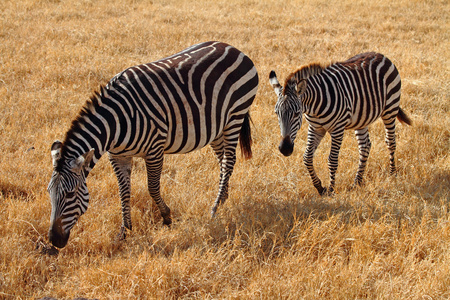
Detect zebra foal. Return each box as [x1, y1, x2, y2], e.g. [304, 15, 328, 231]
[270, 52, 411, 195]
[47, 41, 258, 248]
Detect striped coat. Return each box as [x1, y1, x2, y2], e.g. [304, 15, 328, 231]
[48, 41, 258, 248]
[270, 52, 411, 195]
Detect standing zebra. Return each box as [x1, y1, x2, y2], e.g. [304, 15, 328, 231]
[48, 41, 258, 248]
[269, 52, 411, 195]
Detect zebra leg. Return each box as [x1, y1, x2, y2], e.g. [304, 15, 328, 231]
[382, 115, 397, 175]
[210, 133, 237, 217]
[109, 154, 133, 240]
[327, 129, 345, 194]
[145, 148, 172, 226]
[354, 127, 372, 186]
[304, 125, 327, 195]
[210, 135, 224, 217]
[211, 134, 225, 164]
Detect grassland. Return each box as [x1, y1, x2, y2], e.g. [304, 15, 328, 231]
[0, 0, 449, 299]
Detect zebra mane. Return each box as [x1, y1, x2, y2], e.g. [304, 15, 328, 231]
[57, 86, 106, 164]
[283, 62, 329, 92]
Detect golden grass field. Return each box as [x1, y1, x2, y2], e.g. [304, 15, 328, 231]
[1, 0, 449, 298]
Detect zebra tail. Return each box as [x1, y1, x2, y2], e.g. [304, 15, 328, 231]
[397, 107, 412, 126]
[239, 112, 253, 160]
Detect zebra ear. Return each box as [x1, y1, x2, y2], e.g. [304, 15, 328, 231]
[70, 149, 95, 173]
[296, 79, 307, 95]
[51, 140, 62, 167]
[269, 70, 283, 95]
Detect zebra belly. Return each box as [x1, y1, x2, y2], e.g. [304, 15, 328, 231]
[162, 112, 225, 154]
[345, 113, 381, 130]
[345, 100, 384, 130]
[163, 127, 218, 154]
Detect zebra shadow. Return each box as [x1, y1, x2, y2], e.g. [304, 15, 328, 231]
[0, 182, 32, 201]
[112, 169, 449, 258]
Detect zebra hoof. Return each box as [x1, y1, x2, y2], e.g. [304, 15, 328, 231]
[319, 187, 334, 196]
[116, 226, 127, 241]
[317, 186, 327, 195]
[211, 204, 220, 218]
[353, 177, 366, 187]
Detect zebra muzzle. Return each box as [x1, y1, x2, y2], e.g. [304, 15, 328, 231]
[49, 218, 70, 248]
[279, 136, 294, 157]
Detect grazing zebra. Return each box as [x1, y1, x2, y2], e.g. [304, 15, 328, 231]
[269, 52, 411, 195]
[47, 41, 259, 248]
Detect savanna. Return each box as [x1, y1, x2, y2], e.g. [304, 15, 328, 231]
[0, 0, 449, 299]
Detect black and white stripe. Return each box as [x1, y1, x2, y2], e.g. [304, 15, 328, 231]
[48, 41, 258, 248]
[270, 52, 411, 195]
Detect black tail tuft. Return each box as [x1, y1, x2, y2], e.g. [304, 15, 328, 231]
[239, 112, 253, 160]
[397, 107, 412, 126]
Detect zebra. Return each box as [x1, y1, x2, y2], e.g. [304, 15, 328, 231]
[47, 41, 259, 248]
[269, 52, 411, 195]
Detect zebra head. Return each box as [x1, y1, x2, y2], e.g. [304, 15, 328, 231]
[270, 71, 307, 157]
[47, 140, 94, 248]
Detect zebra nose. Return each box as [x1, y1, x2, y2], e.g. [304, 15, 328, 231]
[49, 218, 69, 248]
[279, 136, 294, 156]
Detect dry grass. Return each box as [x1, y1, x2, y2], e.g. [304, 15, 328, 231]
[1, 0, 449, 299]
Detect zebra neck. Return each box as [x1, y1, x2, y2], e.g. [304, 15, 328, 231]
[292, 63, 326, 83]
[301, 78, 326, 118]
[301, 71, 345, 119]
[60, 105, 116, 174]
